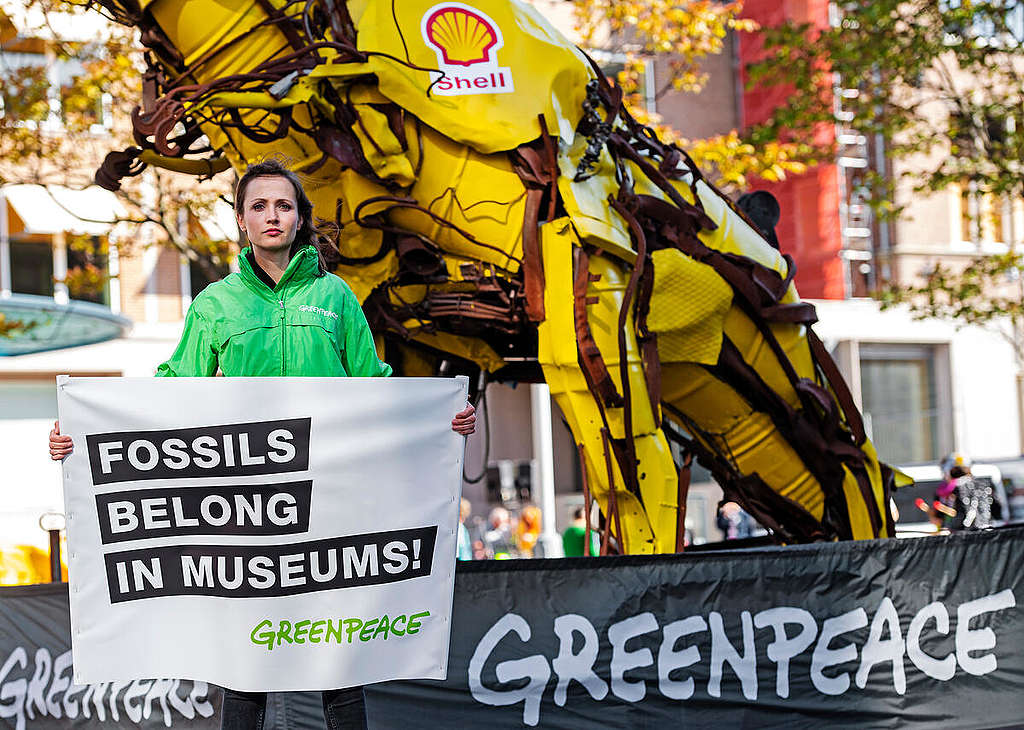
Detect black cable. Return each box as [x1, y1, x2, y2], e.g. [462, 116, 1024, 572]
[391, 0, 410, 62]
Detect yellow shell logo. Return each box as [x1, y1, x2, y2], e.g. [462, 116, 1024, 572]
[424, 4, 499, 67]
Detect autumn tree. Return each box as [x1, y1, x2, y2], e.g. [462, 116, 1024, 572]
[746, 1, 1024, 340]
[569, 0, 811, 191]
[748, 1, 1023, 212]
[0, 0, 233, 286]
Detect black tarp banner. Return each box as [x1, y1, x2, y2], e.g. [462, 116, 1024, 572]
[0, 583, 221, 729]
[366, 527, 1024, 729]
[4, 529, 1024, 728]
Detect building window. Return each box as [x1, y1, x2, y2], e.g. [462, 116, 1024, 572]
[960, 183, 975, 242]
[942, 0, 1024, 45]
[588, 50, 657, 117]
[0, 380, 58, 419]
[9, 240, 53, 297]
[66, 235, 109, 305]
[859, 343, 953, 465]
[959, 182, 1009, 246]
[188, 257, 229, 299]
[983, 194, 1007, 245]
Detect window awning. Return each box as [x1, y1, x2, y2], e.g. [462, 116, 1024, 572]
[0, 292, 131, 356]
[2, 184, 126, 237]
[199, 199, 239, 243]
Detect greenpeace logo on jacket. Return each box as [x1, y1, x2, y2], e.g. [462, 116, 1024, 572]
[297, 305, 339, 320]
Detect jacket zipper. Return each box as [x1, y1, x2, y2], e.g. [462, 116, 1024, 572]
[279, 297, 286, 375]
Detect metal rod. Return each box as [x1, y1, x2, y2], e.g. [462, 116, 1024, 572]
[48, 529, 61, 582]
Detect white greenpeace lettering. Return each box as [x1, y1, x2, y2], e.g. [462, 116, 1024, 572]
[552, 614, 607, 706]
[465, 589, 1017, 725]
[658, 615, 707, 700]
[708, 611, 757, 700]
[856, 597, 906, 694]
[811, 607, 867, 695]
[956, 589, 1016, 676]
[468, 613, 550, 727]
[0, 646, 213, 729]
[907, 601, 955, 681]
[608, 612, 657, 702]
[754, 607, 817, 698]
[297, 305, 339, 320]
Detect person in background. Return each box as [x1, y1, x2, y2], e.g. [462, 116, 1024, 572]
[456, 498, 473, 560]
[935, 453, 994, 531]
[562, 506, 599, 557]
[717, 501, 755, 540]
[470, 515, 488, 560]
[483, 507, 514, 559]
[517, 504, 542, 557]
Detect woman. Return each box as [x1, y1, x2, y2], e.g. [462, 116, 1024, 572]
[50, 158, 476, 729]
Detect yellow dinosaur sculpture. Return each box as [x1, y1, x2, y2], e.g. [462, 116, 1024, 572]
[94, 0, 897, 553]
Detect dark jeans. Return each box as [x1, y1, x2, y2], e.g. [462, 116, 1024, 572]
[220, 687, 367, 730]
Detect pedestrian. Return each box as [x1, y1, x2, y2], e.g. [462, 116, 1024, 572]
[561, 506, 598, 557]
[935, 453, 993, 531]
[517, 504, 542, 557]
[457, 498, 473, 560]
[482, 507, 514, 559]
[48, 157, 476, 729]
[717, 501, 755, 540]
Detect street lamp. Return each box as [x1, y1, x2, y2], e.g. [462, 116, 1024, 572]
[38, 512, 66, 583]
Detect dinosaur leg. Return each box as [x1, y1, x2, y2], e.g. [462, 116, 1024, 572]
[537, 220, 680, 554]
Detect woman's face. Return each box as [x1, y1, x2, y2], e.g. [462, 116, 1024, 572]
[236, 175, 300, 255]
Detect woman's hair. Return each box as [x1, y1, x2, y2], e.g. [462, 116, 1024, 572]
[234, 157, 340, 274]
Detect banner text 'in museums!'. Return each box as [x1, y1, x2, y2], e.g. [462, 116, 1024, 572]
[86, 419, 434, 600]
[469, 589, 1017, 726]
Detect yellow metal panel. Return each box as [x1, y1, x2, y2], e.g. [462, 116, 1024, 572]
[692, 179, 792, 284]
[388, 125, 526, 271]
[409, 331, 505, 373]
[536, 219, 579, 368]
[335, 252, 399, 305]
[557, 137, 637, 264]
[350, 104, 416, 187]
[647, 249, 733, 365]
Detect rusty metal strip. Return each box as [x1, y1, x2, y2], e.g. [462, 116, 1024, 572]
[710, 338, 857, 539]
[878, 463, 898, 536]
[521, 188, 546, 322]
[252, 0, 305, 50]
[600, 428, 624, 556]
[675, 451, 692, 553]
[633, 214, 662, 427]
[806, 328, 867, 445]
[607, 196, 649, 505]
[578, 443, 594, 557]
[661, 406, 827, 544]
[537, 114, 559, 221]
[572, 247, 624, 408]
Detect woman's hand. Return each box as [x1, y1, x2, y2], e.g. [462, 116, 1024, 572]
[451, 404, 476, 435]
[49, 421, 74, 461]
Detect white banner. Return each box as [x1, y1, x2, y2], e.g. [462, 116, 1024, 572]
[56, 376, 467, 692]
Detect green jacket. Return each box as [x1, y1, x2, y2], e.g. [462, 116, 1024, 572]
[156, 245, 392, 378]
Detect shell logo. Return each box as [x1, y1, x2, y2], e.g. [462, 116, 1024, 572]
[421, 3, 515, 96]
[424, 5, 498, 66]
